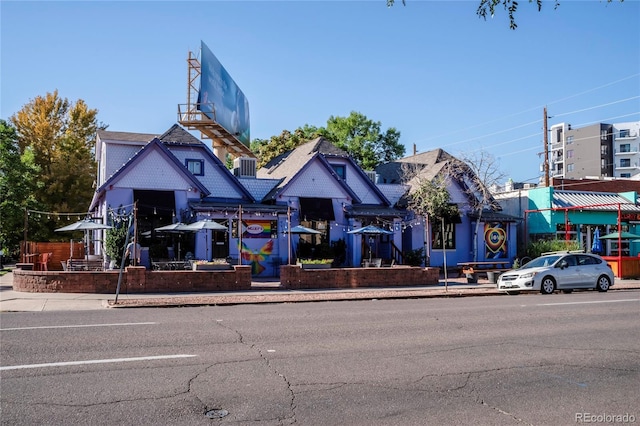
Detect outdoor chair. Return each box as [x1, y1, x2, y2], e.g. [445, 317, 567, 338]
[36, 252, 52, 271]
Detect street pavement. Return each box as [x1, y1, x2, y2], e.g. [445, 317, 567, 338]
[2, 266, 640, 312]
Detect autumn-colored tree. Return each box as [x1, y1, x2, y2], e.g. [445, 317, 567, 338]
[10, 90, 102, 241]
[0, 120, 41, 256]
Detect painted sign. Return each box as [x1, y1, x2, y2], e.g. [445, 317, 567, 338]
[484, 222, 508, 259]
[242, 220, 276, 239]
[197, 41, 250, 146]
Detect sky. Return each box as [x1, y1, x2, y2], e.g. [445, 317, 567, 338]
[2, 1, 639, 185]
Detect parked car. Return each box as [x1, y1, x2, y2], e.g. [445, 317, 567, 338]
[497, 251, 614, 295]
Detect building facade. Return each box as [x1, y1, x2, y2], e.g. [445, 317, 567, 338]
[549, 121, 640, 180]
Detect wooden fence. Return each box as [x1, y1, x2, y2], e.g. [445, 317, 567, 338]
[20, 241, 86, 271]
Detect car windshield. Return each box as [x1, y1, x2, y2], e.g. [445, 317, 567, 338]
[519, 255, 561, 269]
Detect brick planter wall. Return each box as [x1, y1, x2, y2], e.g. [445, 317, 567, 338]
[12, 266, 252, 293]
[280, 265, 440, 290]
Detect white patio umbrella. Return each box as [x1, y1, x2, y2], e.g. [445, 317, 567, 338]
[287, 225, 321, 234]
[185, 220, 228, 260]
[55, 219, 112, 261]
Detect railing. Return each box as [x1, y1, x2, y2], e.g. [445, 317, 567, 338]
[390, 241, 404, 265]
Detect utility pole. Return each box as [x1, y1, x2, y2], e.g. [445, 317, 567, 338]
[543, 106, 549, 187]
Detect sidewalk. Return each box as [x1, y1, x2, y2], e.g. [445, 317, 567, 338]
[2, 268, 639, 312]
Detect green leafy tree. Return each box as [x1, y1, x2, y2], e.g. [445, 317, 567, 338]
[324, 111, 404, 170]
[387, 0, 622, 30]
[0, 120, 41, 257]
[104, 207, 132, 266]
[10, 91, 102, 241]
[252, 112, 404, 170]
[251, 126, 322, 169]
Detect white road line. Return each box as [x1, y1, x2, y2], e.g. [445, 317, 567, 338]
[0, 354, 197, 371]
[0, 322, 157, 331]
[537, 299, 639, 306]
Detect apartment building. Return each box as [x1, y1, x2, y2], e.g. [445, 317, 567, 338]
[549, 121, 640, 179]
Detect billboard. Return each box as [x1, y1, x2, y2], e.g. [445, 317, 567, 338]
[197, 41, 250, 146]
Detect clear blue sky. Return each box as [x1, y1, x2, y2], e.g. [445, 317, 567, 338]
[2, 1, 639, 184]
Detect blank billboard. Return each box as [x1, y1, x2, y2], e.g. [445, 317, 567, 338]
[197, 41, 250, 146]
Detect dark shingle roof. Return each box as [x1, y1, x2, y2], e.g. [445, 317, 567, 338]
[158, 124, 203, 146]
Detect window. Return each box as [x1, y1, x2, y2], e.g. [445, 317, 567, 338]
[601, 159, 607, 169]
[620, 144, 631, 153]
[186, 159, 204, 176]
[566, 136, 574, 144]
[432, 222, 456, 250]
[601, 145, 608, 155]
[566, 149, 574, 159]
[620, 159, 631, 168]
[567, 163, 574, 172]
[331, 164, 346, 179]
[621, 173, 631, 178]
[619, 129, 630, 138]
[601, 129, 608, 140]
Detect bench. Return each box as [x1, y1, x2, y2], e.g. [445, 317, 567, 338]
[66, 259, 104, 271]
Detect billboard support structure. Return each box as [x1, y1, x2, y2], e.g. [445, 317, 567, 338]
[178, 47, 255, 161]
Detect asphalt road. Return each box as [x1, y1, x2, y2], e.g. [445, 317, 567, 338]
[1, 291, 639, 425]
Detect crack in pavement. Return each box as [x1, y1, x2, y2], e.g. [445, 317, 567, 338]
[215, 321, 297, 424]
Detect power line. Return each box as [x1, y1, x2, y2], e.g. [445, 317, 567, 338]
[412, 73, 639, 149]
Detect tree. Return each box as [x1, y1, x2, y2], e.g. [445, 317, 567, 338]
[252, 112, 404, 170]
[450, 150, 505, 261]
[0, 120, 41, 257]
[386, 0, 622, 30]
[10, 91, 102, 241]
[404, 163, 459, 265]
[325, 111, 404, 170]
[251, 126, 321, 169]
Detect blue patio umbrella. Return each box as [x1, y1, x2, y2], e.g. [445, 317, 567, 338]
[591, 228, 602, 254]
[348, 225, 393, 262]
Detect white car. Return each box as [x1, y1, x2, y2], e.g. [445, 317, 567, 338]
[497, 251, 614, 295]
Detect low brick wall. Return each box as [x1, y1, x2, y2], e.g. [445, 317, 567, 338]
[12, 266, 252, 293]
[281, 265, 440, 290]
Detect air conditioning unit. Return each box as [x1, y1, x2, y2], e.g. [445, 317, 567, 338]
[365, 170, 377, 183]
[233, 157, 257, 178]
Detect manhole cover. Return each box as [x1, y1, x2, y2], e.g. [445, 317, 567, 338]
[205, 409, 229, 419]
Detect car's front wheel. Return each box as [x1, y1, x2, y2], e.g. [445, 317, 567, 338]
[596, 275, 611, 292]
[540, 276, 556, 294]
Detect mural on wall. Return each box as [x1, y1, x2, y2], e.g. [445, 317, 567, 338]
[484, 222, 508, 259]
[241, 240, 273, 275]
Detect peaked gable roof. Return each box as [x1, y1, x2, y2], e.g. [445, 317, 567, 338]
[375, 148, 455, 184]
[90, 138, 211, 210]
[257, 137, 389, 204]
[158, 124, 204, 146]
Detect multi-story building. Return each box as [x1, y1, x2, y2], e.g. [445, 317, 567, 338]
[549, 121, 640, 180]
[612, 121, 640, 178]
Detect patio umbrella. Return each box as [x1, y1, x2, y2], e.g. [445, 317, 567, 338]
[591, 228, 602, 254]
[287, 225, 321, 234]
[598, 231, 640, 240]
[348, 225, 393, 262]
[185, 220, 228, 260]
[347, 225, 393, 235]
[55, 219, 112, 261]
[155, 223, 192, 260]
